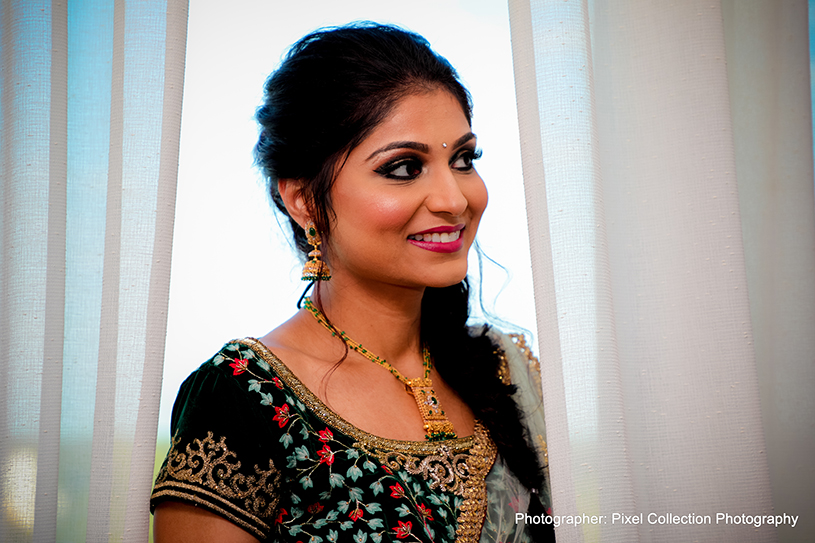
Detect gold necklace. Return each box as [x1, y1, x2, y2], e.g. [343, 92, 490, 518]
[303, 297, 457, 441]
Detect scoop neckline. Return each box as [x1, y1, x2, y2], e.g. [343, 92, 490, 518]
[234, 337, 476, 453]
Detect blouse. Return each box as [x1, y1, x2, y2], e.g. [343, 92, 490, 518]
[150, 333, 549, 543]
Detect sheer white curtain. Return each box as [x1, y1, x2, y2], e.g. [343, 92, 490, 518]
[509, 0, 814, 542]
[0, 1, 187, 541]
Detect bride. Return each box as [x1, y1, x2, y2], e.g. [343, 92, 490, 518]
[151, 22, 553, 543]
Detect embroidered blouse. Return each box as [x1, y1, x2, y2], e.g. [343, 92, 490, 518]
[150, 334, 549, 542]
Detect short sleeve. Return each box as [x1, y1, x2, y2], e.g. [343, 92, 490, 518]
[150, 350, 282, 539]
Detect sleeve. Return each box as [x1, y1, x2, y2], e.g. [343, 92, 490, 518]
[150, 354, 282, 540]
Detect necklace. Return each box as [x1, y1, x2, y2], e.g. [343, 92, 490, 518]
[303, 297, 457, 441]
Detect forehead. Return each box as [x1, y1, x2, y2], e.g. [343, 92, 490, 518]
[355, 90, 472, 151]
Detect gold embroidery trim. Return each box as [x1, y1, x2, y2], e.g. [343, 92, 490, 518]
[152, 431, 280, 534]
[354, 421, 491, 496]
[237, 337, 475, 457]
[151, 485, 266, 538]
[509, 333, 542, 393]
[455, 423, 497, 543]
[496, 351, 511, 385]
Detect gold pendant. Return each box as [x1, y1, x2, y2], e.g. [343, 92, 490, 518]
[406, 378, 457, 441]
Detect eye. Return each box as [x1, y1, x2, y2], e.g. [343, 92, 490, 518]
[451, 148, 483, 172]
[374, 157, 424, 180]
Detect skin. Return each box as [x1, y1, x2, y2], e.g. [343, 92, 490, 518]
[154, 89, 488, 542]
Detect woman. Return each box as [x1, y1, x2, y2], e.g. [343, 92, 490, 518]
[151, 23, 552, 542]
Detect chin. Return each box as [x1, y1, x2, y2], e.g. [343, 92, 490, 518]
[420, 266, 469, 289]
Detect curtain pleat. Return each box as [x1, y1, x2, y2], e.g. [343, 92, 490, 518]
[722, 1, 815, 541]
[508, 2, 639, 542]
[32, 0, 67, 541]
[1, 1, 54, 539]
[122, 0, 187, 535]
[0, 1, 187, 541]
[593, 2, 773, 540]
[508, 0, 811, 541]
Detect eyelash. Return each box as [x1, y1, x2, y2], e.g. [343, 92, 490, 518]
[452, 148, 483, 171]
[374, 148, 483, 181]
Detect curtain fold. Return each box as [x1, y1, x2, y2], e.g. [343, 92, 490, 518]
[0, 1, 188, 541]
[510, 0, 812, 541]
[721, 2, 815, 541]
[507, 2, 638, 541]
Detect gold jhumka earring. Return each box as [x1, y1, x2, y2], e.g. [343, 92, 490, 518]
[301, 220, 331, 281]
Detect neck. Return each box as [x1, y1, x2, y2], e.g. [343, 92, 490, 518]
[308, 278, 425, 364]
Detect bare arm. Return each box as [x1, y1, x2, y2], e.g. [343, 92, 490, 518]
[153, 502, 261, 543]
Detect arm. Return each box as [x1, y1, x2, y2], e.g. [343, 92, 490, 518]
[153, 502, 260, 543]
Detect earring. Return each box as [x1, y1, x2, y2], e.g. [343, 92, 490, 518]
[301, 220, 331, 281]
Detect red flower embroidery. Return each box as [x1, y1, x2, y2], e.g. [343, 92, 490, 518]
[272, 377, 284, 389]
[381, 466, 393, 475]
[275, 508, 288, 524]
[389, 483, 405, 498]
[229, 358, 249, 375]
[317, 444, 335, 465]
[349, 507, 363, 521]
[318, 428, 333, 442]
[417, 503, 434, 521]
[273, 404, 290, 428]
[394, 520, 412, 539]
[307, 502, 324, 514]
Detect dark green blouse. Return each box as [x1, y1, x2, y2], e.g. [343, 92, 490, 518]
[151, 336, 548, 542]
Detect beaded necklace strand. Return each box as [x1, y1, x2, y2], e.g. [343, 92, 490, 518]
[303, 297, 457, 441]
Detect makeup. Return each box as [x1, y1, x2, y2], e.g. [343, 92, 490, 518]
[407, 224, 465, 253]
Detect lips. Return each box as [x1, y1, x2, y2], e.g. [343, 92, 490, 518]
[407, 224, 465, 253]
[407, 230, 461, 243]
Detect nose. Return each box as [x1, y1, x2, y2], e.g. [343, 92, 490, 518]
[425, 171, 469, 216]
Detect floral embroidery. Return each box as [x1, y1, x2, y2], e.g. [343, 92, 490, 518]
[307, 502, 324, 514]
[156, 338, 501, 543]
[349, 507, 364, 521]
[273, 404, 290, 428]
[317, 444, 335, 465]
[229, 358, 249, 375]
[389, 483, 405, 498]
[417, 503, 433, 521]
[394, 520, 412, 539]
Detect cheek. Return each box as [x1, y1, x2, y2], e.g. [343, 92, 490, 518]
[358, 193, 419, 231]
[468, 178, 489, 226]
[332, 187, 419, 239]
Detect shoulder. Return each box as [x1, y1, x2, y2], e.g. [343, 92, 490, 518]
[169, 338, 281, 427]
[152, 338, 293, 539]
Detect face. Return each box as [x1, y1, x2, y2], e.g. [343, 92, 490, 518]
[324, 90, 488, 290]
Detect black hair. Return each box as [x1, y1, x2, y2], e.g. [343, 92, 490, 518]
[254, 22, 553, 540]
[255, 22, 471, 255]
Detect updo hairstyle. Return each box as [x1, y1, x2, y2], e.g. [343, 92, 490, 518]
[254, 22, 471, 257]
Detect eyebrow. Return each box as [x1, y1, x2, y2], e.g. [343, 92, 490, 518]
[366, 132, 477, 161]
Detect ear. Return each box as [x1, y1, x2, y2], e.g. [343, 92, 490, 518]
[278, 178, 311, 229]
